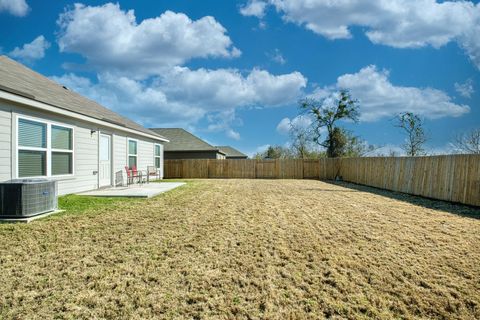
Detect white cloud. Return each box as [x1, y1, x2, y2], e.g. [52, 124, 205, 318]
[159, 67, 306, 108]
[459, 23, 480, 70]
[57, 3, 241, 77]
[51, 67, 306, 135]
[268, 49, 286, 65]
[246, 0, 480, 69]
[370, 144, 405, 156]
[329, 65, 470, 121]
[0, 0, 29, 16]
[429, 144, 456, 155]
[226, 129, 241, 140]
[454, 79, 474, 98]
[276, 115, 312, 135]
[240, 0, 267, 18]
[370, 143, 455, 156]
[53, 2, 308, 139]
[206, 110, 243, 139]
[276, 118, 291, 135]
[9, 36, 50, 62]
[246, 144, 270, 157]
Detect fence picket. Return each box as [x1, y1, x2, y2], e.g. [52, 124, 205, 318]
[164, 155, 480, 206]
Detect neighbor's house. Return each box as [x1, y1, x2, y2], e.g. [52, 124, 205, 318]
[0, 56, 168, 195]
[150, 128, 226, 160]
[216, 146, 248, 159]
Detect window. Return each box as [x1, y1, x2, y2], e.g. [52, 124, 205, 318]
[18, 119, 47, 177]
[154, 144, 162, 168]
[17, 117, 73, 178]
[51, 125, 73, 176]
[100, 135, 110, 161]
[128, 139, 137, 169]
[18, 150, 46, 177]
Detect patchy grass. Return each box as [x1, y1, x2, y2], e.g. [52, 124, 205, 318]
[0, 179, 479, 319]
[58, 195, 132, 214]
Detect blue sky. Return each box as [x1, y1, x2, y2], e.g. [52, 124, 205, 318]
[0, 0, 479, 156]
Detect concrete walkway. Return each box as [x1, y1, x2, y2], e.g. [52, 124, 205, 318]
[79, 182, 185, 198]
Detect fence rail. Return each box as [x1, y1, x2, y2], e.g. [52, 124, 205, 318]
[164, 155, 480, 206]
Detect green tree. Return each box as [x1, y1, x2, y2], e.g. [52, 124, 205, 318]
[253, 145, 294, 159]
[343, 131, 377, 157]
[395, 112, 427, 156]
[324, 127, 347, 158]
[265, 146, 282, 159]
[299, 90, 359, 158]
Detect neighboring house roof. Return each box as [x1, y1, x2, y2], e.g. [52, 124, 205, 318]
[150, 128, 225, 154]
[0, 56, 167, 141]
[216, 146, 248, 158]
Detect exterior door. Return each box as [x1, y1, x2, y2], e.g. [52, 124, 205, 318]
[99, 134, 111, 187]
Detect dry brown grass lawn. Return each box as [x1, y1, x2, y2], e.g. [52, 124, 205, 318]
[0, 179, 479, 319]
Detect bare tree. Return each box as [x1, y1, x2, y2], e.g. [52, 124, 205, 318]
[452, 129, 480, 154]
[299, 90, 359, 158]
[395, 112, 427, 156]
[289, 121, 315, 159]
[388, 149, 399, 157]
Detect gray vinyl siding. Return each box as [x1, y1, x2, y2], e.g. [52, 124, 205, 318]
[114, 135, 162, 185]
[0, 99, 164, 195]
[138, 139, 154, 171]
[157, 143, 164, 179]
[113, 134, 127, 176]
[58, 125, 98, 195]
[0, 102, 11, 181]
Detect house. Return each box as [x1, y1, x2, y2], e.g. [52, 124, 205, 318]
[0, 56, 168, 195]
[150, 128, 226, 160]
[216, 146, 248, 159]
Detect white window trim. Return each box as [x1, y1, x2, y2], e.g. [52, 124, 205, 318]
[127, 138, 138, 169]
[16, 115, 75, 179]
[154, 143, 162, 168]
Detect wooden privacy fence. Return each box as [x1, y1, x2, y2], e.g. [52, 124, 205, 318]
[164, 155, 480, 206]
[338, 155, 480, 207]
[164, 159, 338, 180]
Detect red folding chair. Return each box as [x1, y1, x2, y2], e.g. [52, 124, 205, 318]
[125, 165, 142, 185]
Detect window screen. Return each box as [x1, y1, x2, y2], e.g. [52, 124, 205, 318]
[18, 119, 46, 148]
[129, 140, 137, 155]
[52, 152, 72, 175]
[128, 156, 137, 169]
[52, 125, 72, 150]
[18, 150, 46, 177]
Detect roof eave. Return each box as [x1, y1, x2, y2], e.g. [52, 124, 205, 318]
[165, 149, 225, 155]
[0, 90, 169, 142]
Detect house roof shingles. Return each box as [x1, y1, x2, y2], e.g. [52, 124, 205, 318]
[150, 128, 224, 154]
[216, 146, 248, 158]
[0, 56, 166, 141]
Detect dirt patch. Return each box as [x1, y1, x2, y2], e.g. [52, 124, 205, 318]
[0, 180, 479, 319]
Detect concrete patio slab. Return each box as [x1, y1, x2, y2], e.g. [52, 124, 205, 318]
[78, 182, 185, 198]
